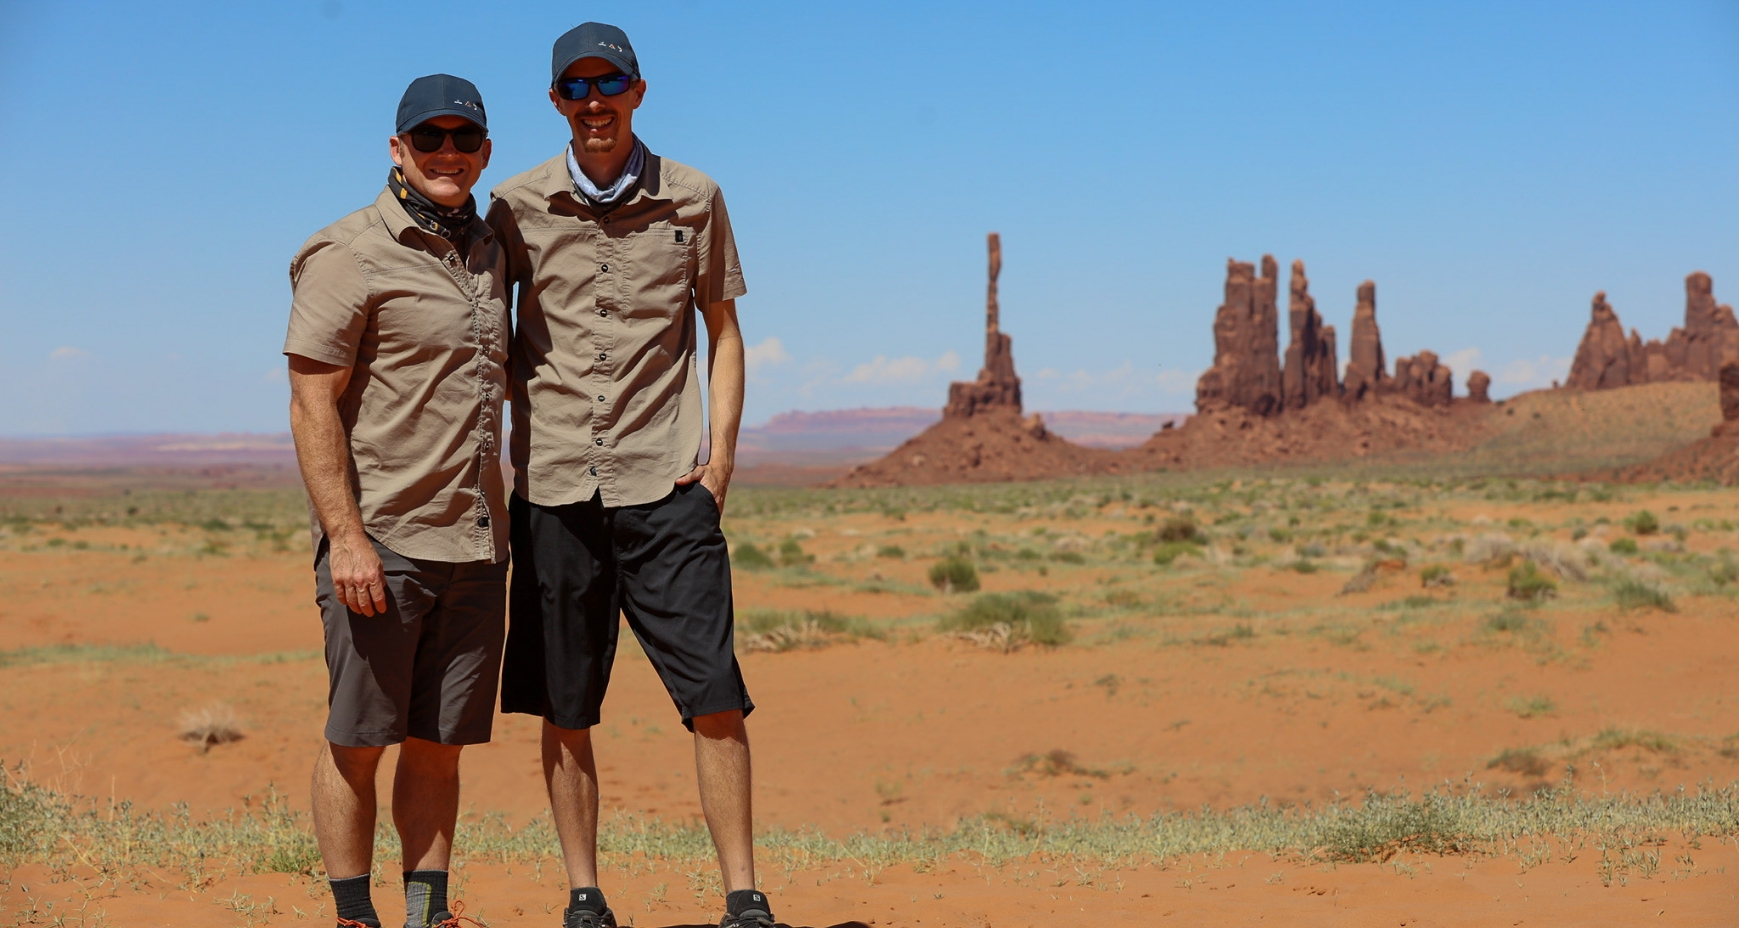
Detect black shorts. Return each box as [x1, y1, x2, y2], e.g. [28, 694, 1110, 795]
[501, 483, 752, 731]
[315, 538, 507, 747]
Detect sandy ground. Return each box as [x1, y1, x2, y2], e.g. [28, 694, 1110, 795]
[5, 487, 1739, 925]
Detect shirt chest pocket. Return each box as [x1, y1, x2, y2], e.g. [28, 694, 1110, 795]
[368, 261, 479, 353]
[621, 223, 695, 320]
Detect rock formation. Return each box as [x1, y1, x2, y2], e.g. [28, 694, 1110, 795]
[1392, 351, 1453, 407]
[1342, 281, 1387, 401]
[1722, 362, 1739, 426]
[1195, 257, 1283, 415]
[944, 233, 1024, 418]
[831, 234, 1119, 488]
[1566, 292, 1631, 390]
[1281, 259, 1338, 410]
[1567, 272, 1739, 390]
[1466, 370, 1492, 403]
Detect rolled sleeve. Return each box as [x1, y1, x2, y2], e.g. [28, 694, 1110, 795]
[285, 241, 372, 367]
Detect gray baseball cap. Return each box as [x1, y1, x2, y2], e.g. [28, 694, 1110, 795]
[551, 22, 639, 82]
[395, 74, 487, 134]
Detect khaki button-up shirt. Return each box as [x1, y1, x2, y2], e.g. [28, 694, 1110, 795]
[284, 187, 511, 562]
[488, 149, 746, 508]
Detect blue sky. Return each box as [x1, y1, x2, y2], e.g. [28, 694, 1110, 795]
[2, 1, 1737, 435]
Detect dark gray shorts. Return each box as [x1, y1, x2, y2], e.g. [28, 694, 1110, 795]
[501, 483, 752, 731]
[315, 538, 507, 747]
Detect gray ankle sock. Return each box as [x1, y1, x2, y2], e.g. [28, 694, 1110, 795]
[404, 870, 449, 926]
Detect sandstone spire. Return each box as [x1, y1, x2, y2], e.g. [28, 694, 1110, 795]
[1342, 281, 1386, 401]
[1281, 259, 1339, 409]
[945, 233, 1024, 418]
[1195, 256, 1283, 415]
[1566, 291, 1631, 390]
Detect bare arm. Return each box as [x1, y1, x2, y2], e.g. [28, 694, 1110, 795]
[676, 298, 744, 512]
[288, 354, 387, 615]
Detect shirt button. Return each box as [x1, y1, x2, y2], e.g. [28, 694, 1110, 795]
[594, 437, 604, 446]
[596, 394, 605, 402]
[597, 352, 607, 361]
[598, 309, 608, 317]
[589, 466, 598, 476]
[600, 264, 609, 272]
[476, 515, 490, 527]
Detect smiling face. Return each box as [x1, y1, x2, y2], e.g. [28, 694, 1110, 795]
[388, 115, 491, 209]
[549, 57, 646, 155]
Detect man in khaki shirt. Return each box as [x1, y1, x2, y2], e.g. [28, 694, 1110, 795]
[487, 22, 770, 928]
[285, 74, 508, 928]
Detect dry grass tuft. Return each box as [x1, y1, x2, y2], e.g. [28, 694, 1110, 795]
[177, 704, 244, 754]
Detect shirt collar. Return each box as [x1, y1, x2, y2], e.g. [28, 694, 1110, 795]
[374, 185, 491, 249]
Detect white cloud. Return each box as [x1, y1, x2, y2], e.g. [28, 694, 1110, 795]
[49, 346, 89, 360]
[842, 350, 961, 385]
[1443, 347, 1483, 376]
[1497, 354, 1573, 389]
[743, 337, 790, 376]
[1032, 363, 1201, 400]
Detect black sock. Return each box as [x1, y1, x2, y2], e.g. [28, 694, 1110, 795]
[726, 889, 771, 917]
[404, 870, 449, 926]
[568, 887, 607, 914]
[330, 874, 379, 925]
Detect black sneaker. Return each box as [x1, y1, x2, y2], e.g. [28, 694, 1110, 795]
[562, 906, 618, 928]
[719, 894, 777, 928]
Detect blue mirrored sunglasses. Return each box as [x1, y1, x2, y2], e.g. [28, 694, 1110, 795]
[554, 73, 636, 101]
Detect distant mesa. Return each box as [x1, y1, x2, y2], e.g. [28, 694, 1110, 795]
[1567, 272, 1739, 391]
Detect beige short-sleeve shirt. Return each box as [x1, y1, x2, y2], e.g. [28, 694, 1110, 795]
[487, 149, 746, 508]
[284, 188, 511, 562]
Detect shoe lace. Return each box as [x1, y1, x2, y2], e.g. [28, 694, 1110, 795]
[564, 907, 614, 928]
[432, 901, 486, 928]
[335, 919, 377, 928]
[722, 912, 776, 928]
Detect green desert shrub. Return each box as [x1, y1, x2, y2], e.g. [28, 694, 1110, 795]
[928, 555, 980, 593]
[1612, 577, 1676, 612]
[1506, 561, 1558, 602]
[1419, 565, 1454, 588]
[1609, 537, 1639, 556]
[1156, 516, 1207, 545]
[734, 543, 776, 570]
[875, 544, 906, 559]
[1624, 510, 1660, 536]
[1152, 541, 1203, 567]
[939, 591, 1070, 646]
[777, 538, 814, 567]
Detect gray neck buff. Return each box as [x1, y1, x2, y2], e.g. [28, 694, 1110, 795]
[567, 137, 646, 207]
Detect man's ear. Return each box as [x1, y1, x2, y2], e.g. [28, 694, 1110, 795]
[479, 138, 492, 172]
[630, 79, 647, 111]
[388, 134, 406, 168]
[548, 86, 561, 109]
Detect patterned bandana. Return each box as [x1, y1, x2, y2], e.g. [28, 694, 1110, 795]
[388, 166, 477, 245]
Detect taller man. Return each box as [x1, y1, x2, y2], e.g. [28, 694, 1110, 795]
[286, 75, 508, 928]
[488, 22, 770, 928]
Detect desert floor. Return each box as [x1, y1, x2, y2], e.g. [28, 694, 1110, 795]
[3, 469, 1739, 925]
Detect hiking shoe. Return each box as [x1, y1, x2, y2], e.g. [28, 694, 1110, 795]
[719, 905, 776, 928]
[561, 906, 618, 928]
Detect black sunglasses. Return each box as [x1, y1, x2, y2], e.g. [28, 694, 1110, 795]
[405, 123, 487, 154]
[553, 72, 636, 101]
